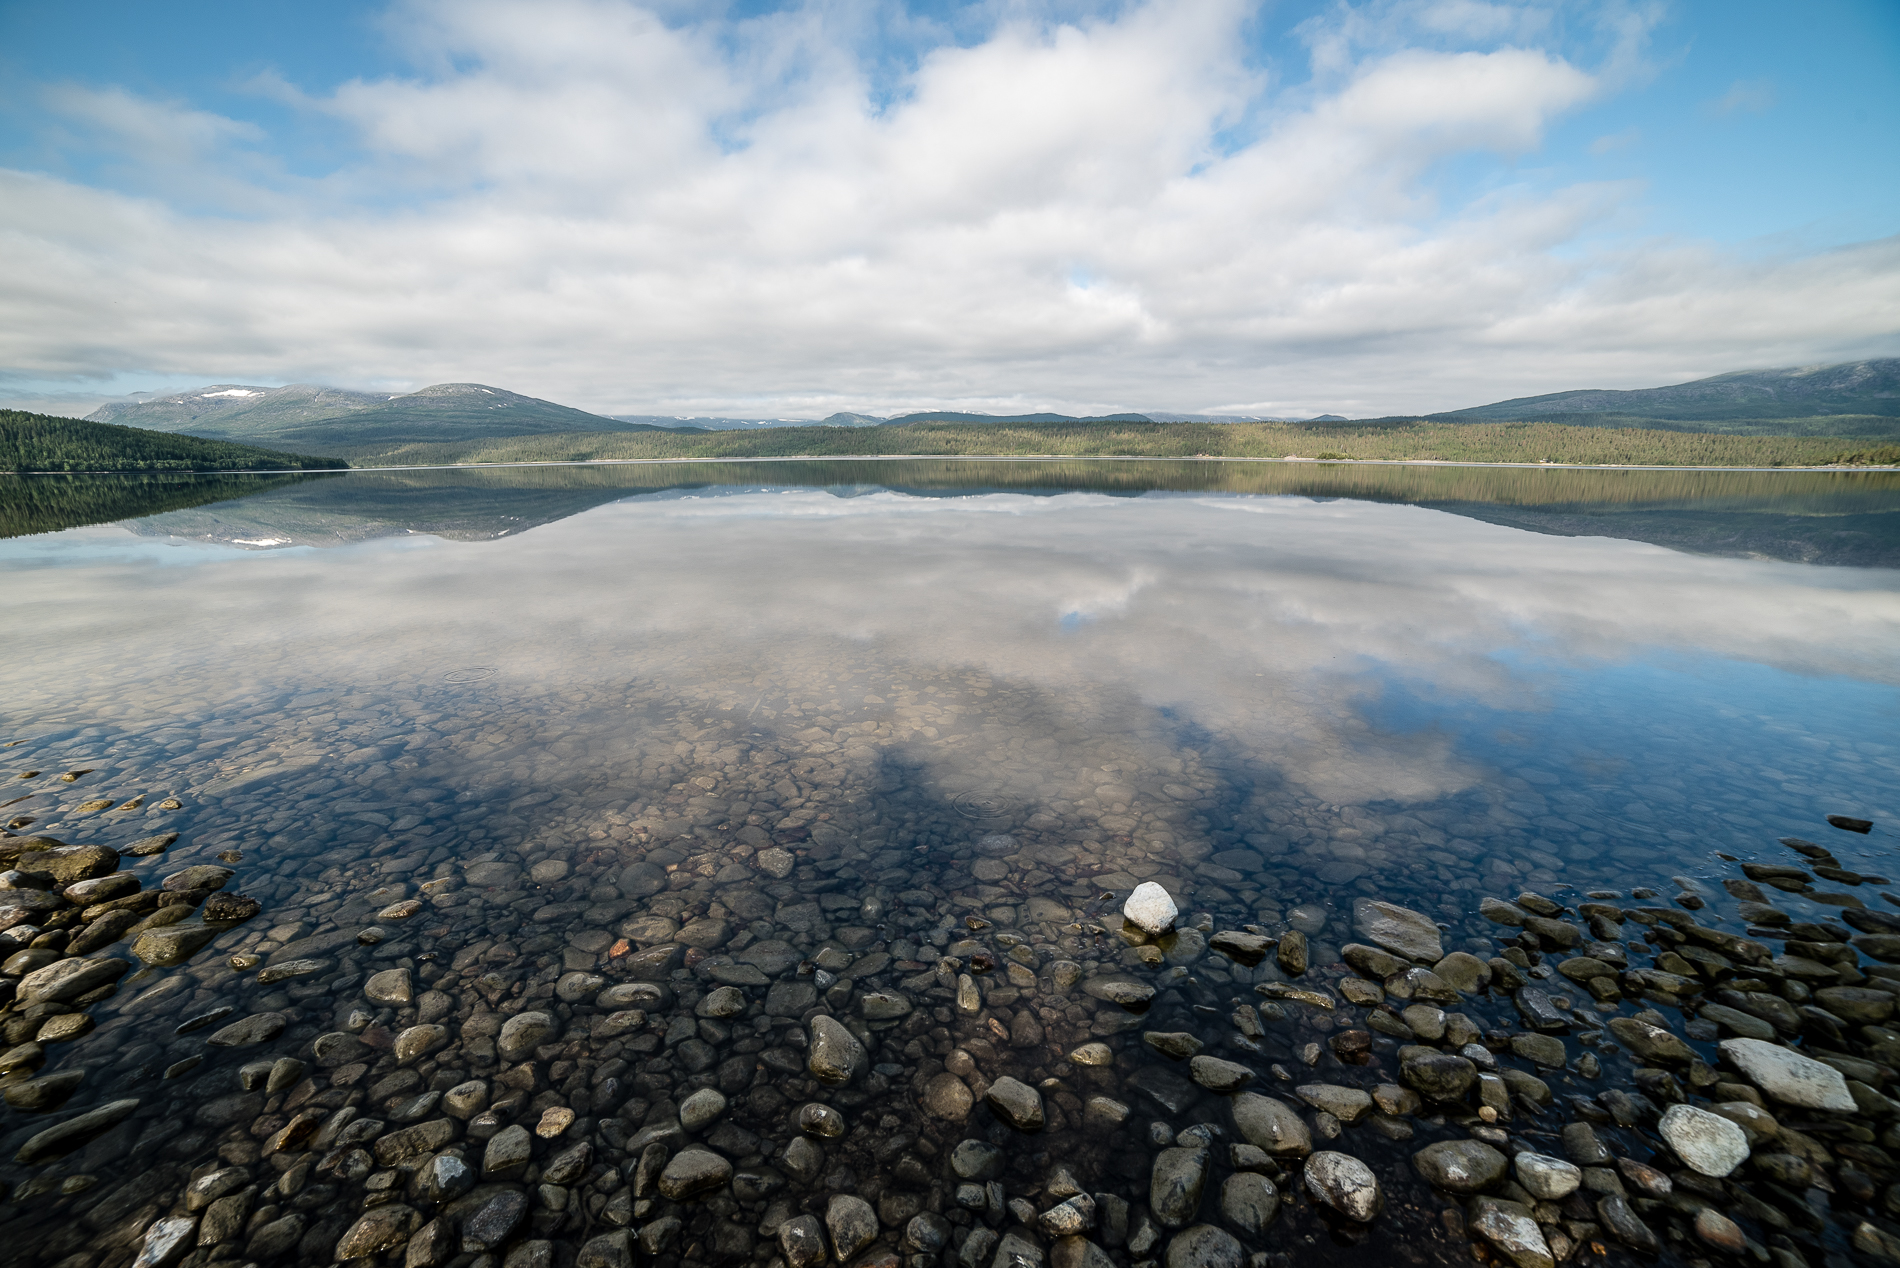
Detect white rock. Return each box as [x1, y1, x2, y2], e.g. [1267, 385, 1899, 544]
[1512, 1153, 1582, 1200]
[1124, 882, 1179, 936]
[1718, 1038, 1855, 1112]
[1659, 1104, 1751, 1177]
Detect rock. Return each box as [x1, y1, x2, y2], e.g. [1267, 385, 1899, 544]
[1699, 1003, 1776, 1040]
[660, 1147, 733, 1199]
[925, 1073, 974, 1120]
[395, 1023, 449, 1064]
[1218, 1173, 1278, 1237]
[1040, 1196, 1096, 1237]
[1082, 976, 1155, 1009]
[1510, 1033, 1566, 1067]
[1829, 814, 1874, 833]
[985, 1076, 1045, 1131]
[3, 1068, 85, 1112]
[1595, 1195, 1658, 1253]
[827, 1194, 879, 1261]
[1352, 898, 1442, 963]
[484, 1125, 533, 1178]
[1719, 1037, 1855, 1110]
[1468, 1197, 1554, 1268]
[205, 1012, 285, 1047]
[1607, 1017, 1692, 1064]
[334, 1205, 420, 1260]
[1231, 1093, 1311, 1157]
[807, 1015, 865, 1085]
[679, 1088, 727, 1131]
[132, 1215, 198, 1268]
[366, 968, 413, 1005]
[1144, 1032, 1204, 1060]
[1303, 1151, 1382, 1222]
[131, 926, 217, 967]
[312, 1031, 368, 1066]
[1815, 986, 1895, 1024]
[992, 1232, 1045, 1268]
[779, 1214, 827, 1268]
[17, 955, 129, 1005]
[1209, 932, 1270, 965]
[1433, 952, 1489, 992]
[1069, 1042, 1113, 1066]
[497, 1011, 558, 1061]
[1560, 1122, 1610, 1166]
[457, 1189, 527, 1250]
[755, 848, 796, 879]
[1164, 1225, 1243, 1268]
[1694, 1209, 1747, 1255]
[1295, 1084, 1372, 1123]
[1150, 1147, 1208, 1227]
[577, 1231, 634, 1268]
[1188, 1056, 1253, 1093]
[39, 844, 119, 883]
[1413, 1139, 1507, 1193]
[1658, 1104, 1750, 1177]
[15, 1097, 139, 1163]
[953, 1139, 1005, 1180]
[161, 865, 232, 891]
[1124, 882, 1178, 936]
[1513, 1152, 1581, 1199]
[1277, 930, 1308, 976]
[1400, 1049, 1476, 1101]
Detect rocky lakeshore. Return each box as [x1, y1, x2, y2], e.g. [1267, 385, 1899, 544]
[2, 753, 1896, 1268]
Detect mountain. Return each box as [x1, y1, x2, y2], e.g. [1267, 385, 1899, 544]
[88, 384, 386, 436]
[87, 382, 665, 457]
[2, 411, 346, 474]
[886, 411, 1154, 425]
[1445, 358, 1900, 423]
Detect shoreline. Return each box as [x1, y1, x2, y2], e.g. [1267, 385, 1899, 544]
[9, 455, 1900, 477]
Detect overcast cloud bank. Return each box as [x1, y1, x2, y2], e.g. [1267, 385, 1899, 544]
[3, 0, 1897, 419]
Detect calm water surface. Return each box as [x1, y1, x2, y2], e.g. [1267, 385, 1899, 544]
[1, 462, 1897, 1268]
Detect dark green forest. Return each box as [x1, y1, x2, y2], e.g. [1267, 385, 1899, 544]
[1, 411, 346, 472]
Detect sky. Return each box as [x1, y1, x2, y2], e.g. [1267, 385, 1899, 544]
[1, 0, 1897, 420]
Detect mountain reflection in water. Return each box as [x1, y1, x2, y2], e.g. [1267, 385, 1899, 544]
[3, 460, 1894, 567]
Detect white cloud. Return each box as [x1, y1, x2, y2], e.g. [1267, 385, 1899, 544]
[0, 0, 1894, 418]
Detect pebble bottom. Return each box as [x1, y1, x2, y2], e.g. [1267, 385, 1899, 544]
[0, 607, 1894, 1268]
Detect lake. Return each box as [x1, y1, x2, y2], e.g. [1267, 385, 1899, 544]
[2, 460, 1898, 1268]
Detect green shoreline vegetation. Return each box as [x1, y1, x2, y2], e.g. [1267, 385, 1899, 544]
[347, 418, 1900, 469]
[5, 408, 1899, 475]
[1, 410, 347, 472]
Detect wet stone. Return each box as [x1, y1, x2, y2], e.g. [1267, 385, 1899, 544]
[1468, 1197, 1553, 1268]
[1413, 1140, 1508, 1194]
[1303, 1151, 1383, 1223]
[827, 1194, 879, 1261]
[1353, 898, 1443, 963]
[660, 1147, 733, 1200]
[807, 1014, 865, 1084]
[1150, 1147, 1209, 1227]
[985, 1076, 1045, 1131]
[497, 1010, 558, 1061]
[1513, 1152, 1581, 1199]
[1232, 1093, 1311, 1157]
[1164, 1224, 1244, 1268]
[1188, 1055, 1252, 1093]
[925, 1072, 974, 1119]
[1719, 1037, 1855, 1109]
[1658, 1103, 1750, 1177]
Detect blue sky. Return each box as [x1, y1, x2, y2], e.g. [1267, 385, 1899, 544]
[2, 0, 1896, 418]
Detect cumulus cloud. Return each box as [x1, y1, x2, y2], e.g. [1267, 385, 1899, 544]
[0, 0, 1894, 417]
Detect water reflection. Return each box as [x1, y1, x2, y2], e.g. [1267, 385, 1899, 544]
[1, 472, 1897, 1268]
[4, 460, 1895, 566]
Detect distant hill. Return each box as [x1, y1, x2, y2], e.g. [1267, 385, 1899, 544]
[1444, 358, 1900, 424]
[1, 411, 346, 473]
[88, 382, 666, 457]
[884, 411, 1154, 425]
